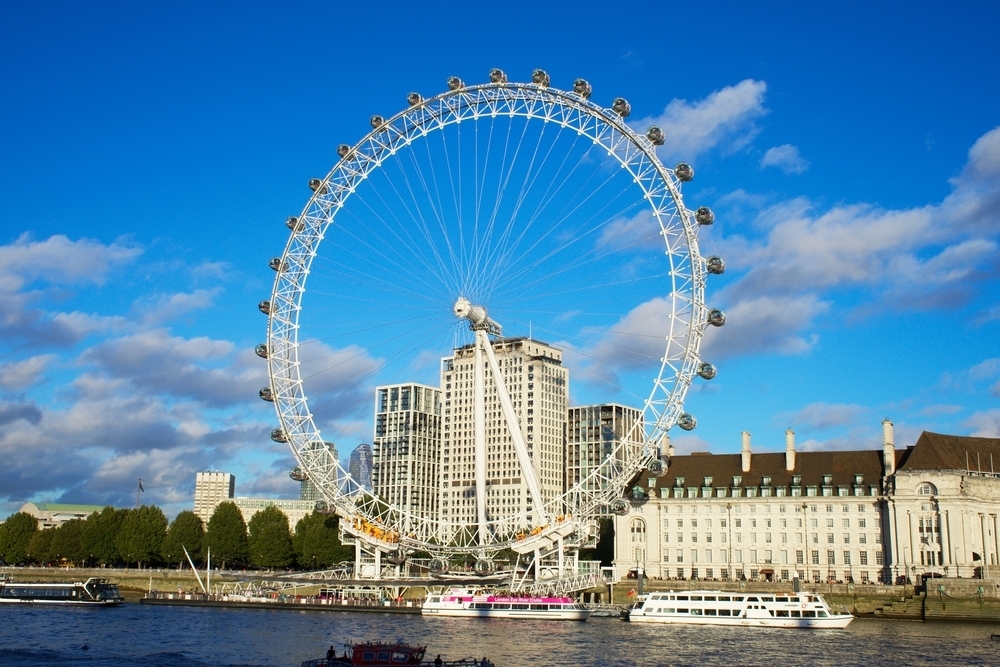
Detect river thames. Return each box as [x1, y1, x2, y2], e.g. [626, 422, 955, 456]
[3, 604, 996, 666]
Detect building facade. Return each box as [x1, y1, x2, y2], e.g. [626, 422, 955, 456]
[17, 503, 106, 530]
[349, 443, 374, 492]
[439, 337, 568, 535]
[613, 422, 1000, 585]
[567, 403, 644, 495]
[194, 472, 235, 524]
[372, 383, 443, 525]
[231, 497, 317, 528]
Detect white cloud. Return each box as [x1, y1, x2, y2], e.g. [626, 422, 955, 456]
[699, 294, 828, 359]
[964, 409, 1000, 437]
[0, 233, 141, 293]
[0, 354, 56, 390]
[779, 402, 869, 431]
[631, 79, 768, 160]
[760, 144, 810, 174]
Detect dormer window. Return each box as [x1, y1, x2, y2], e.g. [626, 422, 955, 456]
[704, 476, 713, 487]
[733, 475, 742, 486]
[792, 475, 802, 485]
[675, 476, 685, 487]
[822, 474, 833, 486]
[762, 476, 772, 486]
[854, 474, 864, 485]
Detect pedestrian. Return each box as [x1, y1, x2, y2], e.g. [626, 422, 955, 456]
[326, 645, 336, 664]
[434, 654, 443, 666]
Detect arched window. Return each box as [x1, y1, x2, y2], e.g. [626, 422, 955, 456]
[630, 519, 646, 543]
[916, 482, 936, 496]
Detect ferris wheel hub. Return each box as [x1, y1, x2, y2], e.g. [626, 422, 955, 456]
[453, 296, 493, 331]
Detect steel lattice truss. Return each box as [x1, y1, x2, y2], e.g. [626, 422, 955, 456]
[264, 75, 716, 558]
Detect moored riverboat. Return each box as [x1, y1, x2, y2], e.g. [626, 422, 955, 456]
[301, 641, 492, 666]
[625, 590, 853, 628]
[422, 587, 590, 621]
[0, 577, 125, 606]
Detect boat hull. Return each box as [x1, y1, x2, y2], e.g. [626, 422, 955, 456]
[627, 613, 853, 628]
[422, 607, 590, 621]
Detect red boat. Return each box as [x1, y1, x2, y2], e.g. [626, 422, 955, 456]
[302, 641, 492, 667]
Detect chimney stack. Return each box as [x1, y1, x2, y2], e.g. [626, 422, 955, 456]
[741, 431, 752, 473]
[785, 428, 796, 471]
[882, 419, 896, 476]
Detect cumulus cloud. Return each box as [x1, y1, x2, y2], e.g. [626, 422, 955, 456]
[0, 233, 141, 293]
[0, 354, 56, 390]
[964, 409, 1000, 437]
[760, 144, 810, 174]
[137, 288, 223, 325]
[778, 402, 869, 431]
[631, 79, 768, 160]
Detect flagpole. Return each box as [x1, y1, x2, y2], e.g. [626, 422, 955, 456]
[137, 478, 143, 509]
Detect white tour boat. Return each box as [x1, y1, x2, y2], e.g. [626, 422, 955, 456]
[0, 577, 125, 606]
[422, 588, 590, 621]
[626, 590, 853, 628]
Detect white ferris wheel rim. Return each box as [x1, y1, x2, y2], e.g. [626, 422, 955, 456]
[264, 73, 712, 557]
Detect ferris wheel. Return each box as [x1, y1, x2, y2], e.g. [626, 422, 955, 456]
[257, 69, 725, 571]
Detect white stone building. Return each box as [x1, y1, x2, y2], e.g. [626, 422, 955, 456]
[194, 472, 235, 524]
[372, 383, 443, 523]
[439, 337, 567, 537]
[613, 422, 1000, 585]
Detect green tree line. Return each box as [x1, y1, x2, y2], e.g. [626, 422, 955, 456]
[0, 502, 351, 570]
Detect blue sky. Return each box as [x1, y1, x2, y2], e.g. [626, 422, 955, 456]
[1, 1, 998, 519]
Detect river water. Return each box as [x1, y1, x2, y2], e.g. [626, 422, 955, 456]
[2, 604, 996, 666]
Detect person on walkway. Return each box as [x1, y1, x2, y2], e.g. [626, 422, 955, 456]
[434, 655, 443, 666]
[326, 645, 336, 663]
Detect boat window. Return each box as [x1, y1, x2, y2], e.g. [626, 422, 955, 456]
[392, 652, 409, 662]
[775, 597, 788, 602]
[791, 610, 801, 617]
[428, 596, 440, 603]
[363, 652, 376, 660]
[803, 610, 817, 617]
[718, 596, 731, 602]
[818, 611, 828, 617]
[493, 604, 510, 610]
[776, 610, 790, 617]
[746, 596, 759, 602]
[512, 604, 528, 610]
[705, 609, 717, 616]
[677, 595, 689, 600]
[703, 596, 716, 601]
[761, 596, 774, 602]
[718, 609, 731, 616]
[378, 652, 391, 661]
[690, 609, 702, 615]
[690, 596, 702, 601]
[677, 608, 689, 614]
[530, 604, 548, 610]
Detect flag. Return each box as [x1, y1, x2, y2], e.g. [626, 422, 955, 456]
[138, 478, 144, 492]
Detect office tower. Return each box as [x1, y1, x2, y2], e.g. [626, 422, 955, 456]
[194, 471, 235, 524]
[439, 337, 568, 534]
[372, 384, 443, 521]
[349, 443, 374, 492]
[567, 403, 644, 495]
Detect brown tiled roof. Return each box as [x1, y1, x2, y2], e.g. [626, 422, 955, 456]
[897, 432, 1000, 473]
[644, 448, 888, 492]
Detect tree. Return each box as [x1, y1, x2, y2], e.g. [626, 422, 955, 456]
[204, 501, 248, 569]
[50, 519, 86, 565]
[580, 517, 615, 566]
[115, 505, 168, 568]
[26, 528, 55, 565]
[161, 511, 205, 567]
[81, 507, 125, 566]
[0, 512, 37, 565]
[248, 506, 293, 569]
[294, 512, 352, 569]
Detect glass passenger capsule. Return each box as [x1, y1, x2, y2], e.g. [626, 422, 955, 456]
[474, 558, 496, 576]
[268, 257, 286, 272]
[707, 308, 727, 327]
[695, 206, 715, 225]
[706, 255, 725, 274]
[697, 362, 717, 380]
[270, 428, 288, 443]
[611, 97, 631, 117]
[429, 558, 449, 574]
[314, 499, 330, 513]
[531, 69, 550, 86]
[285, 216, 302, 231]
[630, 485, 648, 502]
[675, 163, 694, 182]
[648, 458, 667, 477]
[407, 92, 422, 106]
[446, 75, 464, 90]
[258, 300, 271, 314]
[254, 344, 268, 359]
[259, 386, 274, 401]
[488, 68, 507, 83]
[573, 78, 592, 98]
[289, 466, 307, 481]
[370, 115, 385, 129]
[337, 144, 351, 158]
[677, 413, 697, 431]
[385, 550, 406, 565]
[610, 499, 630, 515]
[646, 126, 665, 145]
[308, 178, 327, 194]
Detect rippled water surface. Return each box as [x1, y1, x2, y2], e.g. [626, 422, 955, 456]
[2, 604, 996, 666]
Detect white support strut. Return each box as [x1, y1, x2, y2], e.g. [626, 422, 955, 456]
[473, 331, 489, 545]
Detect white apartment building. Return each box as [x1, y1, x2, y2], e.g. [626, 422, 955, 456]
[439, 337, 568, 536]
[614, 422, 1000, 585]
[231, 497, 317, 528]
[372, 383, 443, 524]
[194, 472, 235, 524]
[567, 403, 644, 494]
